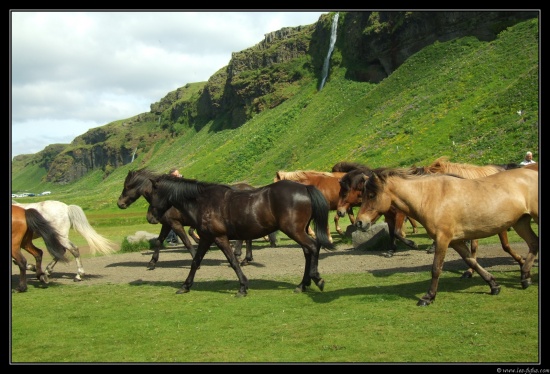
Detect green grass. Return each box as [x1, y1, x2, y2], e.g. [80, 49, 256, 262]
[11, 269, 538, 363]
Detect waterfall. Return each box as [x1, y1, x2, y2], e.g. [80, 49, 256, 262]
[131, 148, 137, 163]
[319, 12, 339, 91]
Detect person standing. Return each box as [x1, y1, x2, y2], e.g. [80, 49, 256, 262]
[520, 151, 536, 165]
[165, 168, 182, 245]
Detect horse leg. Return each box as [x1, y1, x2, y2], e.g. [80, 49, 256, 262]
[418, 239, 450, 306]
[13, 257, 28, 293]
[215, 236, 249, 297]
[24, 241, 49, 285]
[347, 206, 356, 225]
[382, 210, 417, 257]
[65, 242, 85, 281]
[307, 225, 316, 239]
[496, 230, 525, 271]
[408, 217, 419, 234]
[177, 239, 213, 295]
[334, 213, 343, 236]
[289, 232, 324, 293]
[188, 227, 200, 244]
[238, 240, 254, 266]
[461, 239, 479, 279]
[12, 248, 29, 293]
[174, 226, 197, 258]
[450, 240, 501, 297]
[426, 241, 436, 254]
[512, 216, 539, 289]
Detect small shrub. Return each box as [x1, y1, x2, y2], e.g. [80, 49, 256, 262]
[119, 237, 155, 253]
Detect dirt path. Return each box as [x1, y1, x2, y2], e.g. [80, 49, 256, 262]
[11, 240, 535, 290]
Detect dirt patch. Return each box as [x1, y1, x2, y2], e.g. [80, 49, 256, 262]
[11, 239, 534, 291]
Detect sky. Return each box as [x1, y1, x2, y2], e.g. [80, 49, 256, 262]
[10, 11, 328, 159]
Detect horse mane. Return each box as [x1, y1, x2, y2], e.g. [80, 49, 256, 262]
[424, 156, 505, 178]
[126, 168, 162, 191]
[275, 170, 336, 182]
[331, 161, 370, 173]
[156, 174, 229, 200]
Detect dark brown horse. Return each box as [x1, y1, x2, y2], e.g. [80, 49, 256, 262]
[118, 169, 199, 269]
[354, 167, 538, 306]
[117, 170, 276, 269]
[273, 170, 353, 242]
[11, 205, 68, 292]
[146, 173, 334, 296]
[336, 167, 419, 256]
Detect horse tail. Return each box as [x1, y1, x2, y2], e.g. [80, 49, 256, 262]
[25, 208, 69, 263]
[306, 185, 335, 251]
[67, 205, 116, 255]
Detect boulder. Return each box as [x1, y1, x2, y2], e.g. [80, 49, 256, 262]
[348, 223, 392, 251]
[126, 231, 158, 244]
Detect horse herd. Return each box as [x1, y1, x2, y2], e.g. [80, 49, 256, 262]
[11, 157, 539, 306]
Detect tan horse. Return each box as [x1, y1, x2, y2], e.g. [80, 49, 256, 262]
[274, 170, 352, 242]
[415, 156, 531, 278]
[355, 167, 538, 306]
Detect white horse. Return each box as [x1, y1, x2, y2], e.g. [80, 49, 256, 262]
[12, 200, 116, 281]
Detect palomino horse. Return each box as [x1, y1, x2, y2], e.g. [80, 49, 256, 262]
[355, 167, 539, 306]
[413, 156, 530, 278]
[12, 200, 115, 281]
[12, 205, 68, 292]
[337, 167, 419, 256]
[146, 173, 334, 296]
[273, 170, 353, 242]
[117, 169, 276, 269]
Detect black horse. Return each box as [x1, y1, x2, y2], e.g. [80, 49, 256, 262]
[117, 170, 277, 269]
[146, 174, 335, 297]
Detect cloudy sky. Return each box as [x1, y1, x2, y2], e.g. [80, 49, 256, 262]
[10, 11, 328, 158]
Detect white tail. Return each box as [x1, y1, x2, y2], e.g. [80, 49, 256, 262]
[67, 205, 116, 255]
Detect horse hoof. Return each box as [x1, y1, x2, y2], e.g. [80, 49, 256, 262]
[147, 264, 156, 270]
[460, 272, 473, 279]
[490, 286, 501, 295]
[176, 288, 190, 294]
[73, 277, 83, 282]
[39, 274, 49, 284]
[294, 285, 305, 293]
[521, 279, 532, 289]
[426, 247, 435, 254]
[315, 278, 325, 291]
[417, 299, 431, 306]
[235, 292, 247, 298]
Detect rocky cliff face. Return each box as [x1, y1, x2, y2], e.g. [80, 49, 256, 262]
[20, 10, 538, 184]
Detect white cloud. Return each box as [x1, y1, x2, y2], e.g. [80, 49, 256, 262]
[10, 11, 327, 158]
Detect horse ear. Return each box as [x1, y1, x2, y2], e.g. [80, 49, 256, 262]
[150, 178, 158, 189]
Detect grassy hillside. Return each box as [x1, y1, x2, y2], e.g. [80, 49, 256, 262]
[12, 18, 539, 217]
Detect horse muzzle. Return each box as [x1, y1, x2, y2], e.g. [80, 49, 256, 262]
[354, 220, 372, 230]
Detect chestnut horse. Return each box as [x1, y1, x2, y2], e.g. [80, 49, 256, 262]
[13, 200, 115, 281]
[273, 170, 353, 242]
[146, 173, 334, 296]
[337, 167, 419, 256]
[355, 167, 539, 306]
[12, 205, 68, 292]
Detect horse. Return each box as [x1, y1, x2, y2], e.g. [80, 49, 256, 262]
[117, 170, 277, 269]
[354, 167, 539, 306]
[337, 167, 419, 256]
[12, 205, 69, 292]
[12, 200, 116, 281]
[414, 156, 530, 277]
[273, 170, 354, 242]
[146, 173, 335, 296]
